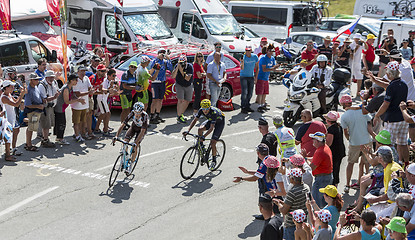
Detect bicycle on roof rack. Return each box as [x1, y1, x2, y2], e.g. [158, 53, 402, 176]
[390, 0, 415, 18]
[300, 0, 330, 26]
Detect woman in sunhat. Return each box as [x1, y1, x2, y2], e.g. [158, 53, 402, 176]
[386, 217, 408, 240]
[324, 111, 345, 186]
[307, 185, 343, 239]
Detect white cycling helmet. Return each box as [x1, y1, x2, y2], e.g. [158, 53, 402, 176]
[316, 54, 328, 62]
[133, 102, 145, 113]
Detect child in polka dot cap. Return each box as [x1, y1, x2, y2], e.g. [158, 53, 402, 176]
[291, 209, 309, 240]
[308, 209, 332, 240]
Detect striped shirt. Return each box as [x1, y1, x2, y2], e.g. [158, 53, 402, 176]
[284, 184, 310, 228]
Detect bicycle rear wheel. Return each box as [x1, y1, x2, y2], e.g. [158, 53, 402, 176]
[206, 139, 226, 171]
[180, 146, 200, 179]
[109, 155, 124, 187]
[126, 145, 141, 177]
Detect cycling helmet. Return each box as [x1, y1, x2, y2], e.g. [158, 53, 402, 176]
[316, 54, 328, 62]
[5, 67, 17, 74]
[133, 102, 145, 113]
[200, 99, 211, 109]
[332, 68, 351, 84]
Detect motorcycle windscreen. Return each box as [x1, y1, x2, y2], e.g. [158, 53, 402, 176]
[292, 70, 312, 89]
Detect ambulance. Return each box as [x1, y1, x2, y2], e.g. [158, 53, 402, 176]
[156, 0, 261, 59]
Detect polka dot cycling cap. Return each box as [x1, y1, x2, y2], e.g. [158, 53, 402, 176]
[288, 168, 303, 178]
[316, 209, 332, 223]
[387, 61, 399, 71]
[290, 209, 307, 223]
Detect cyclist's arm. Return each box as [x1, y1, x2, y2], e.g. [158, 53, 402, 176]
[115, 123, 126, 139]
[186, 116, 199, 132]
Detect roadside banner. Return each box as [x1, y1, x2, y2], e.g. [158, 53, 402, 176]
[59, 0, 68, 83]
[0, 0, 11, 30]
[46, 0, 61, 26]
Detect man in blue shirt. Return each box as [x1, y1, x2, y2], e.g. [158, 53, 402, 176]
[240, 45, 258, 113]
[25, 73, 45, 151]
[35, 58, 47, 80]
[149, 48, 173, 124]
[257, 45, 278, 113]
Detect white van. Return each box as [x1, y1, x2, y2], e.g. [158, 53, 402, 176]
[59, 0, 178, 56]
[378, 20, 415, 46]
[156, 0, 257, 59]
[354, 0, 415, 19]
[226, 1, 313, 41]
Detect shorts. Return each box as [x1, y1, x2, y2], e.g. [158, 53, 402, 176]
[72, 109, 87, 124]
[124, 126, 146, 141]
[27, 111, 42, 132]
[351, 63, 363, 79]
[348, 143, 371, 163]
[152, 82, 166, 99]
[135, 90, 149, 104]
[202, 119, 224, 140]
[176, 84, 193, 102]
[88, 97, 94, 112]
[255, 79, 269, 95]
[120, 94, 133, 109]
[97, 99, 110, 114]
[384, 121, 409, 145]
[40, 107, 55, 129]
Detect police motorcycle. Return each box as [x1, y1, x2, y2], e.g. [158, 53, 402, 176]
[282, 67, 352, 127]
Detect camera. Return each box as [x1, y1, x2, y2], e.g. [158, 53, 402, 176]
[357, 40, 364, 46]
[179, 61, 186, 68]
[153, 63, 161, 70]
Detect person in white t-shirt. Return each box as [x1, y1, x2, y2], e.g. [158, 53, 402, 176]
[350, 33, 364, 98]
[95, 68, 117, 135]
[72, 65, 94, 143]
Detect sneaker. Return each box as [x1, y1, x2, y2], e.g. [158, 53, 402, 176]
[76, 136, 85, 143]
[12, 148, 22, 156]
[150, 116, 160, 124]
[177, 116, 186, 123]
[56, 139, 70, 145]
[344, 185, 350, 194]
[350, 183, 360, 189]
[241, 108, 248, 114]
[257, 107, 265, 113]
[94, 129, 102, 134]
[156, 115, 165, 123]
[102, 131, 113, 137]
[41, 139, 56, 148]
[180, 114, 187, 122]
[246, 107, 255, 112]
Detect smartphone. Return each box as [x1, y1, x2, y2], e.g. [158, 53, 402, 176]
[307, 192, 312, 200]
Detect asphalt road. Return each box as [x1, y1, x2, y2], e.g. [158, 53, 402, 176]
[0, 80, 361, 239]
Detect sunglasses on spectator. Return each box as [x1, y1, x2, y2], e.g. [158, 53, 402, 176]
[197, 55, 203, 58]
[215, 46, 222, 48]
[129, 66, 137, 69]
[99, 70, 106, 72]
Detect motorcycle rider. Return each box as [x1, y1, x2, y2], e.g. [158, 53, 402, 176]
[310, 55, 332, 114]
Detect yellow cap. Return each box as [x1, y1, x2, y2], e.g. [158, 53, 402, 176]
[319, 185, 338, 198]
[367, 34, 377, 40]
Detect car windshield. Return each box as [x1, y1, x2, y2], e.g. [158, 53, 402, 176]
[202, 14, 242, 35]
[117, 54, 155, 71]
[362, 21, 381, 34]
[124, 13, 173, 40]
[243, 27, 259, 38]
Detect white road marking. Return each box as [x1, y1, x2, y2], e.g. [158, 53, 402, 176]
[232, 146, 254, 153]
[0, 186, 59, 218]
[94, 146, 184, 171]
[221, 129, 257, 138]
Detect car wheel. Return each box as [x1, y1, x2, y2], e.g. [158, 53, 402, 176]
[219, 83, 232, 102]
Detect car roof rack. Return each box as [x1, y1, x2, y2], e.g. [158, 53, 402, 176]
[0, 30, 21, 38]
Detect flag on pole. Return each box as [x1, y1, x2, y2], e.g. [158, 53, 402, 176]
[333, 17, 361, 41]
[287, 23, 293, 37]
[0, 0, 11, 30]
[59, 0, 68, 83]
[46, 0, 61, 26]
[117, 0, 123, 6]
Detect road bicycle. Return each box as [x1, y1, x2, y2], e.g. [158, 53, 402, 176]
[180, 133, 226, 179]
[109, 138, 141, 187]
[390, 0, 415, 18]
[300, 0, 330, 26]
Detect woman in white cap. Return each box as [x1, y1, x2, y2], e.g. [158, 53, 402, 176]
[0, 80, 26, 160]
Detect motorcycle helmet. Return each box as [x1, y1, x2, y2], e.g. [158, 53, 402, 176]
[316, 54, 328, 62]
[332, 68, 351, 84]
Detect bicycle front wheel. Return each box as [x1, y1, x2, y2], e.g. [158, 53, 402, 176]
[206, 139, 226, 171]
[180, 146, 200, 179]
[109, 155, 123, 187]
[126, 145, 141, 177]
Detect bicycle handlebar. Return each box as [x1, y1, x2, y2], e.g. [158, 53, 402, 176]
[182, 132, 207, 141]
[112, 137, 137, 147]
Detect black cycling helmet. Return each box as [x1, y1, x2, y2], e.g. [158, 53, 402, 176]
[332, 68, 351, 84]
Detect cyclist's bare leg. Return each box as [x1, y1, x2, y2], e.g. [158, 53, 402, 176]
[211, 139, 217, 158]
[198, 126, 206, 143]
[130, 138, 140, 163]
